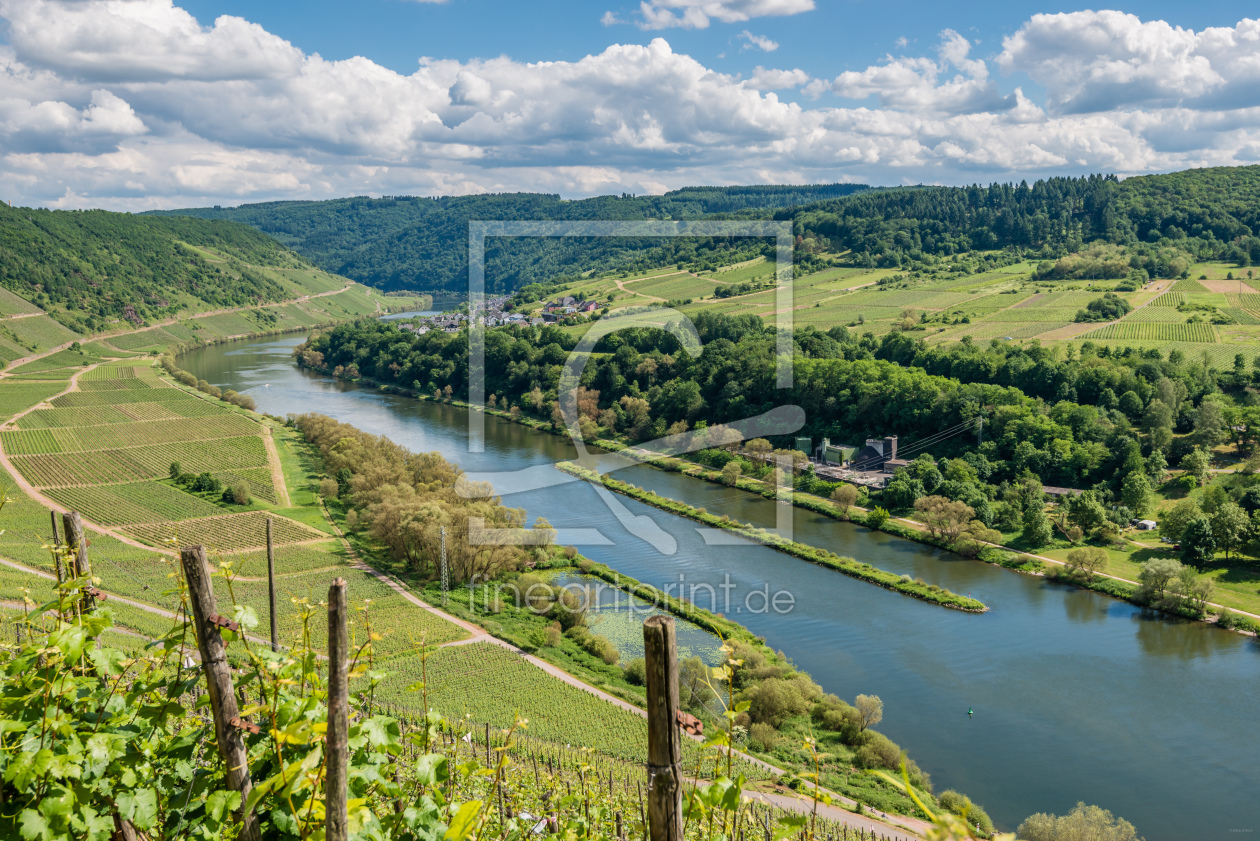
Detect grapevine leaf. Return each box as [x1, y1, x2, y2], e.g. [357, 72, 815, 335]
[444, 800, 482, 841]
[415, 754, 449, 786]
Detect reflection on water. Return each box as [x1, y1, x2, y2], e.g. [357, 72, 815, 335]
[180, 334, 1260, 839]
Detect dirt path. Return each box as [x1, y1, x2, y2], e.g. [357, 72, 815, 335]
[0, 364, 178, 555]
[0, 283, 357, 374]
[614, 277, 666, 303]
[262, 427, 292, 507]
[747, 790, 923, 841]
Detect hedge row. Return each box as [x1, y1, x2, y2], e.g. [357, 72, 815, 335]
[555, 461, 987, 613]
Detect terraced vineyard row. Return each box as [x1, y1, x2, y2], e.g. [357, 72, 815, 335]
[225, 568, 465, 656]
[17, 403, 179, 428]
[1120, 307, 1193, 322]
[11, 435, 268, 487]
[80, 365, 147, 381]
[1, 414, 260, 454]
[374, 643, 655, 761]
[123, 510, 325, 552]
[0, 381, 64, 419]
[230, 540, 348, 575]
[1083, 322, 1219, 342]
[45, 481, 225, 526]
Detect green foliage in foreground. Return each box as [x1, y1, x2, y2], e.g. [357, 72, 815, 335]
[0, 555, 986, 841]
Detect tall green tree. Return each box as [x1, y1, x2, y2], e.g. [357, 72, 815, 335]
[1180, 515, 1217, 567]
[1021, 505, 1054, 549]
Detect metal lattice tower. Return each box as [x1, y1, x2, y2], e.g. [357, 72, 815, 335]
[439, 525, 449, 605]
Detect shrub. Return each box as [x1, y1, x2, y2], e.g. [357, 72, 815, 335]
[169, 461, 182, 480]
[230, 481, 251, 505]
[748, 722, 779, 751]
[1018, 803, 1140, 841]
[319, 477, 340, 499]
[191, 472, 221, 493]
[938, 791, 994, 835]
[622, 657, 646, 685]
[854, 731, 902, 770]
[866, 507, 890, 529]
[747, 678, 808, 726]
[196, 379, 222, 399]
[543, 622, 562, 647]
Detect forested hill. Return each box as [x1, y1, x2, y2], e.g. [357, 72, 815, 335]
[790, 166, 1260, 267]
[0, 204, 341, 333]
[145, 184, 868, 293]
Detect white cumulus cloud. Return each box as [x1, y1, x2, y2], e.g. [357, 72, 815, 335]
[739, 31, 779, 52]
[2, 2, 1260, 209]
[634, 0, 814, 30]
[998, 11, 1260, 114]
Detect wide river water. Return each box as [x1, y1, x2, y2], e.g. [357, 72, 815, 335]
[181, 334, 1260, 838]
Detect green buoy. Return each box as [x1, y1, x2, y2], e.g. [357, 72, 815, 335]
[968, 708, 973, 717]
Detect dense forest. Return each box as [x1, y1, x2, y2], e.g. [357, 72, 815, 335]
[146, 185, 867, 293]
[153, 167, 1260, 294]
[791, 167, 1260, 269]
[0, 205, 318, 332]
[297, 313, 1256, 539]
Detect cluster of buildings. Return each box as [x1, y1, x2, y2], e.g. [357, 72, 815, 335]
[541, 296, 601, 322]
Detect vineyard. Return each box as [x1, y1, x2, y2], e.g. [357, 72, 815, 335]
[375, 642, 660, 762]
[44, 481, 225, 526]
[122, 510, 326, 552]
[0, 381, 63, 419]
[0, 415, 260, 454]
[221, 566, 467, 655]
[1082, 322, 1219, 342]
[230, 540, 349, 575]
[11, 435, 269, 486]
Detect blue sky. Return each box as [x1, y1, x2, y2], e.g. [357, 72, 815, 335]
[175, 1, 1252, 90]
[2, 0, 1260, 208]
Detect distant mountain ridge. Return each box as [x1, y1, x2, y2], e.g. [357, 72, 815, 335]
[145, 184, 870, 293]
[147, 166, 1260, 294]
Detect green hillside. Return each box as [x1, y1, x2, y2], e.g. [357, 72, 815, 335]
[150, 166, 1260, 296]
[145, 185, 868, 293]
[0, 204, 349, 334]
[788, 166, 1260, 270]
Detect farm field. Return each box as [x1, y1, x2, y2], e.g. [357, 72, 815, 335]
[537, 258, 1260, 375]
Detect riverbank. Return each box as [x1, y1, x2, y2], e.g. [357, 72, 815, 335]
[556, 461, 987, 612]
[303, 362, 1260, 632]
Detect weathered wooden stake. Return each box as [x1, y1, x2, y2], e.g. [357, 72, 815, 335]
[49, 511, 63, 584]
[327, 577, 350, 841]
[62, 512, 93, 610]
[643, 615, 683, 841]
[181, 544, 261, 841]
[266, 518, 278, 652]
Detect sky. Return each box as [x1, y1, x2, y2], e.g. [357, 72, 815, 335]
[3, 0, 1260, 210]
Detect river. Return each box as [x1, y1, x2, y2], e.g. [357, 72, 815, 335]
[181, 334, 1260, 839]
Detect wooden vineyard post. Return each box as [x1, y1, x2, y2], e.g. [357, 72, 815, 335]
[61, 512, 93, 610]
[643, 615, 683, 841]
[327, 578, 349, 841]
[181, 545, 261, 841]
[49, 510, 63, 584]
[266, 517, 278, 652]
